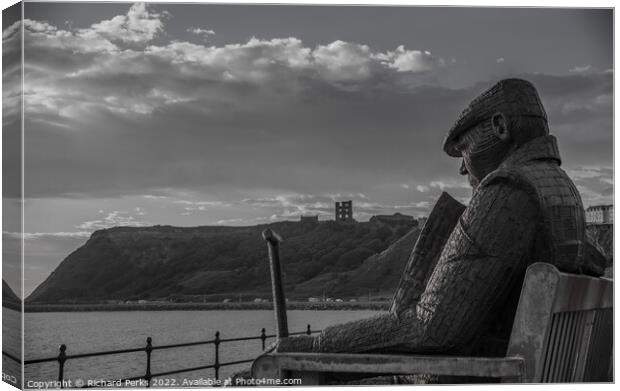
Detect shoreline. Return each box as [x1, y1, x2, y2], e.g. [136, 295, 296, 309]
[18, 301, 389, 313]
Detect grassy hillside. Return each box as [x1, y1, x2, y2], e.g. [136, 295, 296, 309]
[2, 279, 21, 310]
[27, 219, 419, 304]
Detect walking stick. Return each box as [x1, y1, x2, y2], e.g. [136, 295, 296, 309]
[262, 229, 289, 338]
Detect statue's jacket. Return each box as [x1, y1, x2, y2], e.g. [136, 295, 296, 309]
[301, 134, 604, 357]
[483, 134, 602, 277]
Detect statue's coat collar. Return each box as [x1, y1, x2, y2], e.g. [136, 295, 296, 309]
[500, 135, 562, 168]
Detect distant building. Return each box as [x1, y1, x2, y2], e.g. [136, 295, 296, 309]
[300, 215, 319, 223]
[335, 200, 354, 222]
[370, 213, 415, 225]
[418, 217, 428, 227]
[308, 297, 320, 302]
[586, 205, 613, 224]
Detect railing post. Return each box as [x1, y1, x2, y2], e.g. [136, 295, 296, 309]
[260, 328, 266, 350]
[306, 324, 311, 335]
[214, 331, 220, 381]
[145, 337, 153, 388]
[57, 344, 67, 387]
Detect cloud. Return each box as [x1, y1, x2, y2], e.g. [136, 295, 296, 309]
[3, 231, 91, 240]
[143, 194, 168, 199]
[569, 65, 592, 73]
[173, 200, 231, 206]
[375, 46, 443, 73]
[416, 185, 430, 193]
[2, 20, 21, 40]
[85, 2, 165, 44]
[76, 211, 151, 231]
[187, 27, 216, 40]
[215, 218, 245, 225]
[429, 178, 470, 191]
[496, 57, 505, 63]
[173, 200, 232, 213]
[15, 2, 445, 122]
[565, 166, 613, 207]
[5, 3, 612, 218]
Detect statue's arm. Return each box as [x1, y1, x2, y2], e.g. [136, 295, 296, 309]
[278, 181, 539, 354]
[411, 180, 539, 350]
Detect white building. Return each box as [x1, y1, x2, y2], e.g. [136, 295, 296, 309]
[586, 205, 614, 224]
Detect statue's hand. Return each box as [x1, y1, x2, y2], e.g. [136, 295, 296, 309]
[266, 335, 316, 353]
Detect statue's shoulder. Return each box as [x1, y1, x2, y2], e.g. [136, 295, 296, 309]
[478, 161, 544, 199]
[479, 159, 576, 206]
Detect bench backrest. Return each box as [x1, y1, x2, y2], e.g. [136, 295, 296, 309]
[506, 262, 613, 383]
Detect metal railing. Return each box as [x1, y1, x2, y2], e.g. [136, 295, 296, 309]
[3, 324, 319, 388]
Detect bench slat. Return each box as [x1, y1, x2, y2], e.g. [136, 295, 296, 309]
[271, 353, 524, 379]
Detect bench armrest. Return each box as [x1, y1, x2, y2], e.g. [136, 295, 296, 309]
[252, 352, 524, 383]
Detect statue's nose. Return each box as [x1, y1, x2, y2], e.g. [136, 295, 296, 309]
[459, 159, 468, 176]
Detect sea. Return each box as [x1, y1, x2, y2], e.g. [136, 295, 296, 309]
[3, 308, 380, 386]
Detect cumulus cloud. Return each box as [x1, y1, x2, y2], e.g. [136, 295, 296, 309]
[376, 46, 443, 73]
[4, 3, 612, 223]
[496, 57, 505, 63]
[22, 19, 118, 54]
[187, 27, 215, 40]
[13, 2, 445, 123]
[85, 2, 165, 44]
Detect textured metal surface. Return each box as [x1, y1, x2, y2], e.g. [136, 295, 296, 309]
[263, 228, 289, 338]
[482, 135, 602, 277]
[390, 191, 466, 315]
[444, 78, 548, 157]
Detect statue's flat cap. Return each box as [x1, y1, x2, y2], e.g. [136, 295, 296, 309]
[443, 78, 548, 157]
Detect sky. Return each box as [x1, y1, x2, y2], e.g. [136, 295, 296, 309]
[1, 2, 613, 295]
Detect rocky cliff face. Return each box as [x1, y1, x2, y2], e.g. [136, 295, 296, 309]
[27, 221, 420, 304]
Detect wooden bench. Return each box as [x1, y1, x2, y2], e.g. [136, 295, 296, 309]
[251, 262, 613, 384]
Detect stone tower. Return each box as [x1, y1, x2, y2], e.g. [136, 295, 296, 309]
[335, 200, 353, 222]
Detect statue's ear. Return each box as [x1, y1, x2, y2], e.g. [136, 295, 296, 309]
[491, 112, 509, 140]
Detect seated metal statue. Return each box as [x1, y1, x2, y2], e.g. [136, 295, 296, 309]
[274, 78, 605, 358]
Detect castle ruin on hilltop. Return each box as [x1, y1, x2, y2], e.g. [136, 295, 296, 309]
[335, 200, 354, 222]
